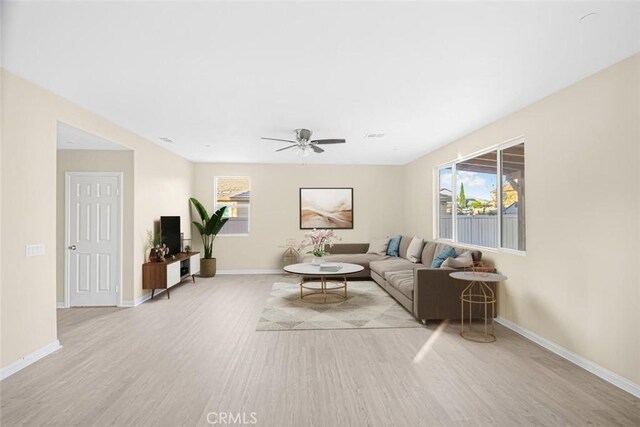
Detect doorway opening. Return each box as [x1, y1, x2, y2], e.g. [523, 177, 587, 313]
[56, 122, 132, 307]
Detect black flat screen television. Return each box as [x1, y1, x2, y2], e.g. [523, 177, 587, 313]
[160, 216, 181, 257]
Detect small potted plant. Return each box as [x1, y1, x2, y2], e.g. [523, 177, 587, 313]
[145, 230, 164, 262]
[189, 198, 228, 277]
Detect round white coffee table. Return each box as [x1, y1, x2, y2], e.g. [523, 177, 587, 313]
[450, 271, 507, 343]
[284, 262, 364, 303]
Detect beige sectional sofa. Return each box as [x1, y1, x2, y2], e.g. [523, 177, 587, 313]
[301, 236, 494, 322]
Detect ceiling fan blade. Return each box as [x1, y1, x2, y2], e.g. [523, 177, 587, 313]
[261, 137, 297, 144]
[311, 139, 346, 145]
[310, 145, 325, 153]
[276, 145, 298, 152]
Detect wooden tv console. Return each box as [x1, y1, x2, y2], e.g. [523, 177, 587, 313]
[142, 252, 201, 299]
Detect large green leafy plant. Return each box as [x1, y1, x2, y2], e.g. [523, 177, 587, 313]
[189, 198, 229, 259]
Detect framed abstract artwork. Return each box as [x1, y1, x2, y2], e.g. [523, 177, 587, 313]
[299, 188, 353, 229]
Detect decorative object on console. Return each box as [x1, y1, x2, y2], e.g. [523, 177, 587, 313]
[367, 237, 391, 256]
[182, 237, 192, 253]
[189, 198, 229, 277]
[300, 188, 353, 229]
[297, 228, 340, 266]
[145, 230, 164, 262]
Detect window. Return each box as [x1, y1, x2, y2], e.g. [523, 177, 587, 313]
[214, 176, 250, 235]
[500, 143, 526, 251]
[438, 167, 453, 240]
[436, 140, 525, 252]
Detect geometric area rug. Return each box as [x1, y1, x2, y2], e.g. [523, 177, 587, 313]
[256, 281, 424, 331]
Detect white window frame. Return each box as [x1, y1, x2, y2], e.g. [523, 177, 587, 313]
[434, 136, 526, 255]
[435, 165, 454, 242]
[214, 176, 251, 237]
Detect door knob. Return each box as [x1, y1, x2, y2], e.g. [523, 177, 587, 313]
[68, 245, 77, 250]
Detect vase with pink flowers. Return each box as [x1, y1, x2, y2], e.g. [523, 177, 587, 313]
[298, 229, 340, 265]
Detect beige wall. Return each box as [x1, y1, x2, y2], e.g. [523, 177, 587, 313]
[2, 52, 638, 389]
[56, 150, 135, 304]
[403, 54, 640, 384]
[192, 163, 404, 270]
[1, 70, 193, 370]
[131, 141, 194, 300]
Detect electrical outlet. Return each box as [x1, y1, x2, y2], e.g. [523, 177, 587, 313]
[25, 244, 46, 257]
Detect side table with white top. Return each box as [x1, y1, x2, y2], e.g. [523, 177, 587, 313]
[449, 271, 507, 343]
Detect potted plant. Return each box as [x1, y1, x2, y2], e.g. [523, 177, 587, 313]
[298, 229, 340, 265]
[144, 230, 165, 262]
[189, 198, 228, 277]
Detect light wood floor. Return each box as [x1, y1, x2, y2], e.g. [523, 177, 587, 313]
[1, 274, 638, 426]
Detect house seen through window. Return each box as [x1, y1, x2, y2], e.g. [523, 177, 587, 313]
[215, 176, 251, 235]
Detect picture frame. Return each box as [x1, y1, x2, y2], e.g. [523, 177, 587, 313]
[299, 187, 354, 229]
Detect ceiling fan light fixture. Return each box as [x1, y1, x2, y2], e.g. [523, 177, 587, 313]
[296, 146, 310, 157]
[262, 128, 346, 156]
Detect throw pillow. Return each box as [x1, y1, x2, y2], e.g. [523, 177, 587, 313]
[431, 246, 458, 268]
[441, 250, 473, 269]
[406, 237, 424, 263]
[367, 237, 391, 256]
[387, 235, 401, 257]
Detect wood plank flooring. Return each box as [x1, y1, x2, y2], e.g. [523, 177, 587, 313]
[1, 274, 638, 426]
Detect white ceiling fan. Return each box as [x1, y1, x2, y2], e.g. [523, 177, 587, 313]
[261, 128, 346, 156]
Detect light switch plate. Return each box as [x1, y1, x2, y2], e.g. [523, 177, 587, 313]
[26, 244, 46, 257]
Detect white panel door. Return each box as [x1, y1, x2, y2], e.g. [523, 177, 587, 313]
[67, 174, 120, 306]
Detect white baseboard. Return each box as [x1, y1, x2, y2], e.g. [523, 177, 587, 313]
[121, 288, 167, 307]
[1, 340, 62, 381]
[56, 302, 65, 309]
[496, 316, 640, 399]
[216, 269, 282, 275]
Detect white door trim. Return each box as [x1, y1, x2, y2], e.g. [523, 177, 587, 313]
[64, 172, 123, 307]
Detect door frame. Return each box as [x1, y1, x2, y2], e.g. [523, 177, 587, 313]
[64, 171, 123, 308]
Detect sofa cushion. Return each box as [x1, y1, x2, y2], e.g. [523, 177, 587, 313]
[421, 241, 438, 266]
[431, 246, 458, 268]
[302, 253, 388, 269]
[385, 269, 414, 300]
[406, 237, 424, 263]
[421, 241, 465, 266]
[387, 236, 401, 257]
[441, 250, 473, 269]
[464, 248, 483, 262]
[398, 235, 413, 259]
[367, 237, 391, 256]
[369, 258, 416, 279]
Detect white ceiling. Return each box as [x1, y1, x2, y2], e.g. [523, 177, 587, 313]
[3, 1, 640, 165]
[57, 121, 130, 151]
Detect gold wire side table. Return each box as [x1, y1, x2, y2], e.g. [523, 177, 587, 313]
[450, 271, 507, 343]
